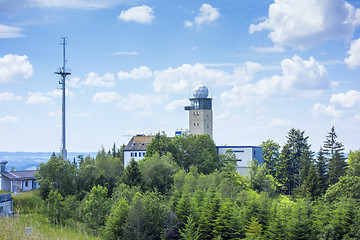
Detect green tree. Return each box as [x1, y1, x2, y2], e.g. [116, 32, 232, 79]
[37, 155, 77, 199]
[277, 128, 312, 195]
[122, 158, 143, 188]
[245, 216, 263, 240]
[347, 150, 360, 177]
[316, 148, 328, 195]
[260, 140, 280, 177]
[83, 185, 111, 233]
[104, 198, 129, 240]
[172, 134, 219, 174]
[146, 132, 179, 158]
[179, 215, 200, 240]
[139, 153, 180, 194]
[44, 189, 64, 224]
[323, 126, 347, 185]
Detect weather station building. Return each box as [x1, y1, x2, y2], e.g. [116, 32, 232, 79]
[185, 85, 213, 139]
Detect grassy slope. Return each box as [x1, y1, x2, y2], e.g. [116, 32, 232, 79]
[0, 190, 101, 240]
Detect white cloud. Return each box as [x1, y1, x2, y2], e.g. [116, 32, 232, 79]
[312, 90, 360, 118]
[0, 24, 25, 38]
[66, 77, 81, 88]
[82, 72, 115, 88]
[118, 66, 153, 80]
[249, 0, 360, 50]
[185, 3, 220, 27]
[29, 0, 130, 10]
[92, 91, 122, 103]
[221, 55, 329, 105]
[165, 99, 189, 111]
[93, 91, 166, 116]
[25, 92, 54, 105]
[118, 5, 155, 24]
[311, 103, 342, 118]
[153, 62, 262, 93]
[330, 90, 360, 108]
[0, 92, 15, 102]
[269, 118, 293, 127]
[251, 45, 285, 53]
[0, 54, 33, 84]
[77, 112, 91, 117]
[345, 38, 360, 69]
[215, 112, 230, 121]
[47, 88, 74, 98]
[0, 115, 19, 124]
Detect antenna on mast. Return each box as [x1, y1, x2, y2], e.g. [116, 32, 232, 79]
[55, 37, 71, 160]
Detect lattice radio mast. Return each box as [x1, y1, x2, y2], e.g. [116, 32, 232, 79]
[55, 37, 71, 160]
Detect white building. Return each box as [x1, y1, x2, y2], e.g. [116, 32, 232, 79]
[217, 146, 263, 175]
[0, 193, 13, 217]
[1, 160, 38, 192]
[123, 135, 154, 167]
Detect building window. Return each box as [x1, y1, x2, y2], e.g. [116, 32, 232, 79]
[135, 153, 137, 157]
[0, 207, 3, 213]
[131, 152, 133, 157]
[25, 181, 28, 187]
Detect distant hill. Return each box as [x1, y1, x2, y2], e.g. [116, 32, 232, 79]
[0, 152, 97, 171]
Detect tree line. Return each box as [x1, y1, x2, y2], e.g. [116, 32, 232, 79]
[35, 127, 360, 239]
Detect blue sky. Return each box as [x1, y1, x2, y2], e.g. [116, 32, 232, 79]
[1, 0, 359, 153]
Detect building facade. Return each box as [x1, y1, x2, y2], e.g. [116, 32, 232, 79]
[123, 135, 154, 167]
[185, 86, 213, 139]
[0, 193, 13, 217]
[217, 146, 263, 175]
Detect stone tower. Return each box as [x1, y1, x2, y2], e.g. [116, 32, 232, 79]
[185, 85, 213, 139]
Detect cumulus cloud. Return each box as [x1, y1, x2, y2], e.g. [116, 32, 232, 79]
[0, 24, 25, 38]
[0, 115, 19, 124]
[184, 3, 220, 27]
[25, 92, 54, 105]
[221, 55, 329, 105]
[345, 38, 360, 69]
[118, 5, 155, 24]
[118, 66, 153, 80]
[82, 72, 115, 87]
[153, 62, 262, 93]
[0, 54, 33, 84]
[249, 0, 360, 50]
[165, 99, 189, 111]
[66, 77, 81, 88]
[93, 91, 166, 116]
[0, 92, 15, 102]
[47, 88, 74, 98]
[92, 91, 122, 103]
[312, 90, 360, 118]
[269, 118, 293, 127]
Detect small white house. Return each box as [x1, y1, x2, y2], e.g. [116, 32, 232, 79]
[0, 193, 13, 217]
[217, 146, 263, 175]
[123, 135, 154, 167]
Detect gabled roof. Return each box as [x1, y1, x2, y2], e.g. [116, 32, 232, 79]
[124, 135, 154, 151]
[1, 170, 36, 181]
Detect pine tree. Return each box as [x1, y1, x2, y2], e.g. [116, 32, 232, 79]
[316, 148, 328, 195]
[323, 126, 346, 185]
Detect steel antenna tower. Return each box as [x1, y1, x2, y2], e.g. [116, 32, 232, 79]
[55, 37, 71, 160]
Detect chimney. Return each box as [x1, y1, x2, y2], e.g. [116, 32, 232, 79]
[1, 161, 8, 173]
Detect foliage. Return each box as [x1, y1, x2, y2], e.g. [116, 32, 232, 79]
[122, 158, 143, 188]
[83, 185, 111, 233]
[139, 153, 180, 194]
[260, 139, 280, 177]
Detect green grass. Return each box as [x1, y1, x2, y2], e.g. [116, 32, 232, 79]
[0, 213, 101, 240]
[0, 190, 102, 240]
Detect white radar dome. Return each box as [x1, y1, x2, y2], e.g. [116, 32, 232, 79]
[193, 85, 208, 98]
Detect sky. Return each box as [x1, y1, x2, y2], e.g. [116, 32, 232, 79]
[0, 0, 359, 153]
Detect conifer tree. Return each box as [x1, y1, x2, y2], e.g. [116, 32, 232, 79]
[323, 126, 346, 185]
[316, 148, 328, 195]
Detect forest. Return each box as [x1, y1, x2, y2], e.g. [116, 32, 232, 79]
[33, 126, 360, 240]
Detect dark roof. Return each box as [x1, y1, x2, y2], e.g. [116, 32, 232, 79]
[124, 135, 154, 151]
[1, 170, 36, 181]
[0, 193, 12, 203]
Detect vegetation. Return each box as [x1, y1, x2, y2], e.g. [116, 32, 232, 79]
[2, 129, 359, 239]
